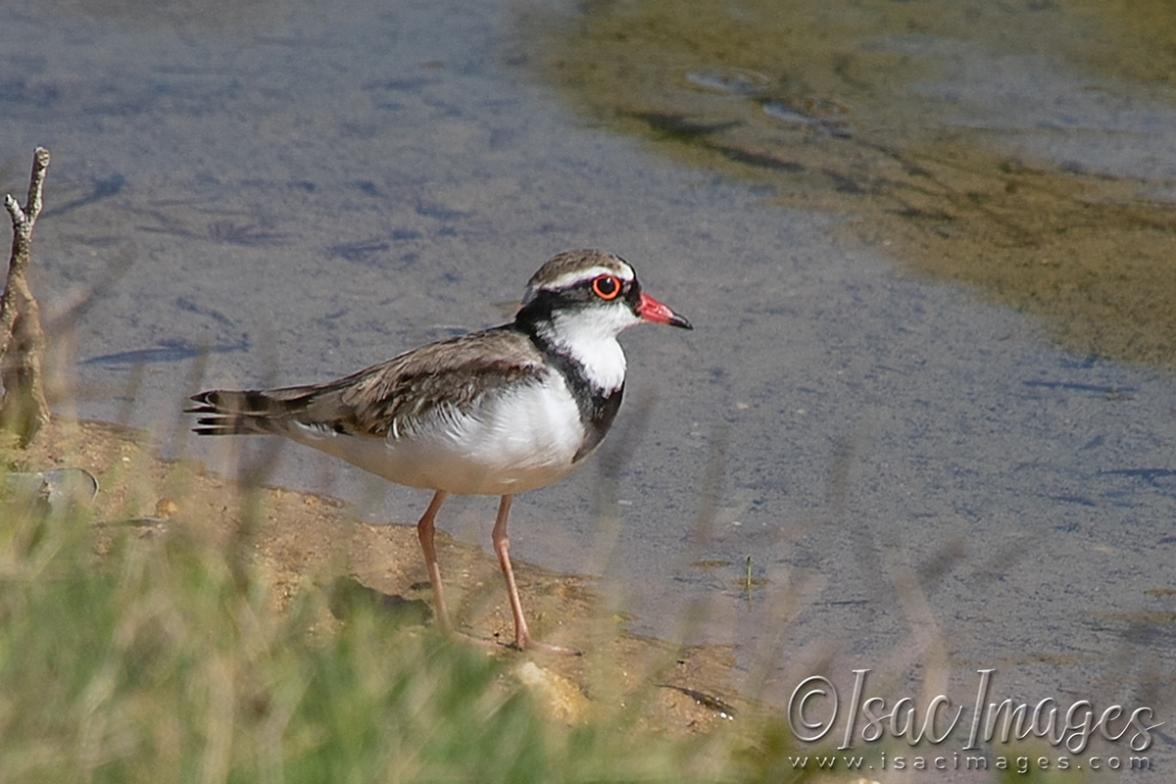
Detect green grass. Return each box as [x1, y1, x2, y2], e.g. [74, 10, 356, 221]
[0, 481, 716, 784]
[0, 459, 1092, 784]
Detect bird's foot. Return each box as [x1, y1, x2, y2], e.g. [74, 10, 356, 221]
[436, 622, 581, 656]
[442, 627, 503, 652]
[509, 633, 582, 656]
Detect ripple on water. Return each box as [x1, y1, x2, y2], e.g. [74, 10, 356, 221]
[685, 68, 770, 96]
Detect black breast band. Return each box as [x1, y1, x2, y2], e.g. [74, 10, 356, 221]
[525, 331, 623, 462]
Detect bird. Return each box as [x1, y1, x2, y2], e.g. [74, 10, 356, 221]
[187, 249, 692, 652]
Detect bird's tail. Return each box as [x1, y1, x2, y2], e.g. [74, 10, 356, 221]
[186, 389, 307, 436]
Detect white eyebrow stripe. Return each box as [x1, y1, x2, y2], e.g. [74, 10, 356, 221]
[540, 265, 633, 291]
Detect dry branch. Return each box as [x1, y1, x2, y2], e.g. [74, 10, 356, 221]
[0, 146, 52, 444]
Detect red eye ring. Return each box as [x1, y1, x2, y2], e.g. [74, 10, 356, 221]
[592, 274, 622, 301]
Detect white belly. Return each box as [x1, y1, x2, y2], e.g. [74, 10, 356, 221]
[288, 378, 588, 495]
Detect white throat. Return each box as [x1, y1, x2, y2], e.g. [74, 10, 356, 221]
[541, 308, 634, 391]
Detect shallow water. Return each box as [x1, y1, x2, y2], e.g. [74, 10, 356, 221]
[2, 0, 1174, 775]
[521, 0, 1176, 367]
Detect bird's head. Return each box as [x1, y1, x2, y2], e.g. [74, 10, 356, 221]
[517, 249, 692, 340]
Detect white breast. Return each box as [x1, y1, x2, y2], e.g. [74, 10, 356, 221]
[288, 373, 587, 495]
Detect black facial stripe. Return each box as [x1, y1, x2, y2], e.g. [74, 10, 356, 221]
[623, 277, 642, 311]
[516, 288, 582, 326]
[516, 275, 640, 325]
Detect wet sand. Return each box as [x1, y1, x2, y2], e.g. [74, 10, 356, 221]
[11, 419, 744, 737]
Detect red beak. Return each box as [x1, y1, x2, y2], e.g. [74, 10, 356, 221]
[638, 291, 692, 329]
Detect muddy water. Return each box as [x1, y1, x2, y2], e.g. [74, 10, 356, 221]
[2, 0, 1174, 774]
[521, 0, 1176, 366]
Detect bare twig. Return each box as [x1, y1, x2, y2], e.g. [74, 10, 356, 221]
[0, 146, 52, 444]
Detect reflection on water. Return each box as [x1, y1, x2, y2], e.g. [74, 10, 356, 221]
[520, 0, 1176, 366]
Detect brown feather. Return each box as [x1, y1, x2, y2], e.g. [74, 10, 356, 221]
[189, 326, 547, 439]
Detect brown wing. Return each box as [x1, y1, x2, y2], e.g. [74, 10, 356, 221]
[188, 326, 546, 439]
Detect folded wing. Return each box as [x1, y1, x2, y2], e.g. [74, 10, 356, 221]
[187, 327, 546, 440]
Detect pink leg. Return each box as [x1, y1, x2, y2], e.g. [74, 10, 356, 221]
[491, 495, 578, 654]
[416, 490, 452, 634]
[491, 495, 531, 648]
